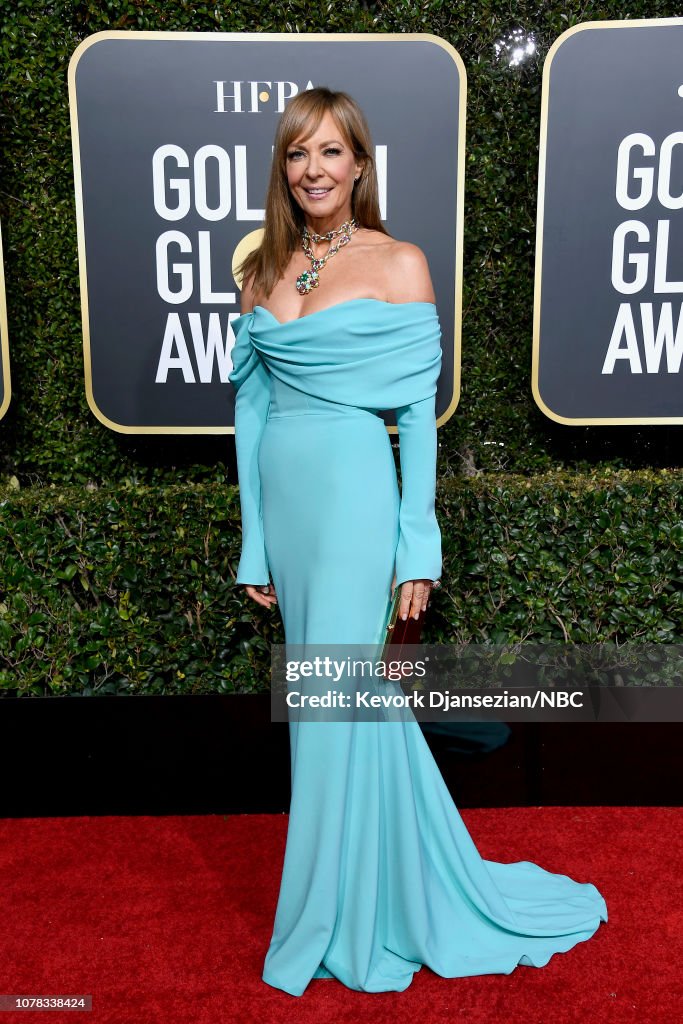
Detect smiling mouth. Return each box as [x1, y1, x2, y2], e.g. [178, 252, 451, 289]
[304, 187, 332, 195]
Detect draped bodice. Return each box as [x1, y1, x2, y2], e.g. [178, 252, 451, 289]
[228, 298, 442, 412]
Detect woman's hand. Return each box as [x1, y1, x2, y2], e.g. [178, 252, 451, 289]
[243, 583, 278, 609]
[390, 573, 435, 621]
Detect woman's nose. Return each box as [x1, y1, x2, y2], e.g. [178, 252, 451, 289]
[305, 156, 322, 178]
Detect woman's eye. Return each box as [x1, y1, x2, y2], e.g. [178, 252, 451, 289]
[287, 147, 342, 159]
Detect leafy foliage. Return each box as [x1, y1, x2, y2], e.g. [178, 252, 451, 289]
[435, 467, 683, 646]
[1, 469, 681, 695]
[0, 482, 281, 695]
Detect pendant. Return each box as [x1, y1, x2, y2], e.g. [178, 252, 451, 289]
[296, 269, 320, 295]
[296, 218, 358, 293]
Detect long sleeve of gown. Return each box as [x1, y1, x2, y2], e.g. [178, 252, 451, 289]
[393, 392, 442, 588]
[229, 315, 272, 586]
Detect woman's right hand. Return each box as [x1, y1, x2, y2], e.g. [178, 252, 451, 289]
[243, 583, 278, 609]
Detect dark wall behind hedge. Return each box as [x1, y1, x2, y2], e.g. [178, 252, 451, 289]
[1, 0, 682, 490]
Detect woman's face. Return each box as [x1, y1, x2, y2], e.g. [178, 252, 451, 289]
[285, 109, 363, 227]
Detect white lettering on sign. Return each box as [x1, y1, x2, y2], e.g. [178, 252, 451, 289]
[152, 144, 263, 222]
[155, 312, 236, 383]
[602, 302, 683, 374]
[605, 130, 683, 372]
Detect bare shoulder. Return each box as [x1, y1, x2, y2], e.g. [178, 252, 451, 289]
[384, 240, 435, 304]
[240, 271, 256, 314]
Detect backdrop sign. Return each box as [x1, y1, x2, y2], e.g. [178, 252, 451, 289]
[534, 18, 683, 424]
[0, 219, 9, 422]
[68, 31, 464, 434]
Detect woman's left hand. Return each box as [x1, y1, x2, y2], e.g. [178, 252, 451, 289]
[390, 574, 434, 621]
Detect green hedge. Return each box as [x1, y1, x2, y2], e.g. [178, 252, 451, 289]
[1, 468, 681, 696]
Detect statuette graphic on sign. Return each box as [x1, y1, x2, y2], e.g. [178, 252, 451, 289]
[534, 18, 683, 424]
[68, 31, 464, 435]
[232, 230, 265, 290]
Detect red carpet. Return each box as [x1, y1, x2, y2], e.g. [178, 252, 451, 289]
[0, 808, 680, 1023]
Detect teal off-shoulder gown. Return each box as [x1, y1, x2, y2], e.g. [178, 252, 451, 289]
[228, 299, 608, 997]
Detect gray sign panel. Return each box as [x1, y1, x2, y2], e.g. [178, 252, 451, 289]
[68, 31, 464, 434]
[534, 18, 683, 424]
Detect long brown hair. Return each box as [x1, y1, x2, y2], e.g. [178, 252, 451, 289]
[235, 86, 390, 299]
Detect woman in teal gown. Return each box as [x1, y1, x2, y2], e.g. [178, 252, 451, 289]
[229, 87, 607, 998]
